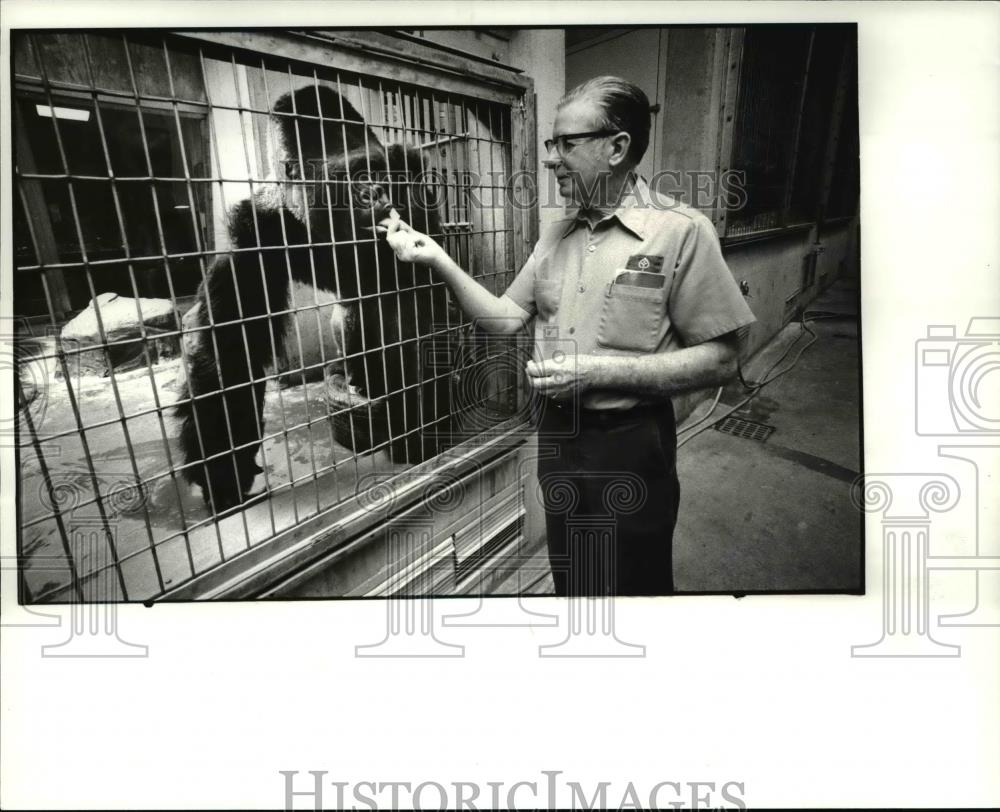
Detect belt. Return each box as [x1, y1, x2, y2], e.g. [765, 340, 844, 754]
[541, 397, 670, 426]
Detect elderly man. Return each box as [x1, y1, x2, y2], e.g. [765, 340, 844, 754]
[385, 76, 755, 597]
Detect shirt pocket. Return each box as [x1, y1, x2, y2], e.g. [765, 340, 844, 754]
[596, 277, 670, 352]
[535, 278, 562, 319]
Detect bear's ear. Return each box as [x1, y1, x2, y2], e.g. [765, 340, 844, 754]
[386, 143, 442, 236]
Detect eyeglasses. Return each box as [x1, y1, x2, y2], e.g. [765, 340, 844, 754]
[543, 130, 619, 156]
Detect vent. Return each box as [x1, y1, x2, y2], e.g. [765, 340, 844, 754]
[455, 514, 524, 582]
[802, 251, 818, 288]
[715, 416, 775, 442]
[783, 294, 798, 325]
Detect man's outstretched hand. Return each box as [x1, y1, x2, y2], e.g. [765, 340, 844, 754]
[383, 210, 447, 268]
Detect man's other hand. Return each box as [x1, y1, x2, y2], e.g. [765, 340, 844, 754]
[525, 354, 597, 399]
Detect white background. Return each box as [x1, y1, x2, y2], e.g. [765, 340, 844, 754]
[2, 2, 998, 809]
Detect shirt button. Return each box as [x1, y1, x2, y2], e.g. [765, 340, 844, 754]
[587, 245, 596, 253]
[568, 327, 576, 334]
[577, 284, 586, 293]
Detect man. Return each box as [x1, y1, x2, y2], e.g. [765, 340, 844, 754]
[385, 76, 755, 597]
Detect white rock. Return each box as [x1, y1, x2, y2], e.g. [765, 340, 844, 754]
[61, 293, 177, 341]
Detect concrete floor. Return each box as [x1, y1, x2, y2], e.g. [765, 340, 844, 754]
[673, 277, 862, 593]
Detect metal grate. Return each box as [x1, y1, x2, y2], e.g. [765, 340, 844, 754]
[12, 30, 533, 603]
[726, 24, 856, 237]
[726, 26, 812, 237]
[783, 293, 798, 325]
[714, 416, 775, 442]
[825, 38, 859, 220]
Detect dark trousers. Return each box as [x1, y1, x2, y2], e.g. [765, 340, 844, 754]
[536, 400, 680, 597]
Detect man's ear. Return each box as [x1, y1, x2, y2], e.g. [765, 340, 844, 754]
[607, 131, 632, 168]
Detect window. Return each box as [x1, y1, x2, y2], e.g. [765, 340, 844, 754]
[787, 26, 853, 225]
[725, 24, 858, 239]
[825, 45, 860, 221]
[727, 26, 813, 236]
[14, 30, 534, 602]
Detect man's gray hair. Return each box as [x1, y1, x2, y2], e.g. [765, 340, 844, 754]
[559, 75, 651, 166]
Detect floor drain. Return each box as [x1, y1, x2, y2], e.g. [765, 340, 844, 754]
[715, 416, 775, 442]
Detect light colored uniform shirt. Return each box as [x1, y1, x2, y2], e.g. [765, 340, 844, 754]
[504, 177, 756, 410]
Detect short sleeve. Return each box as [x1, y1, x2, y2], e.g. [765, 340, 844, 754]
[502, 248, 539, 316]
[669, 215, 756, 346]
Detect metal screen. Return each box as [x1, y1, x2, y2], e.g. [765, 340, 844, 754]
[726, 25, 812, 237]
[13, 30, 533, 602]
[725, 24, 857, 238]
[787, 27, 848, 225]
[825, 39, 860, 221]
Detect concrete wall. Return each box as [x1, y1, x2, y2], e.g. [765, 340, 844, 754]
[657, 28, 725, 212]
[727, 220, 859, 351]
[567, 28, 666, 184]
[510, 29, 567, 234]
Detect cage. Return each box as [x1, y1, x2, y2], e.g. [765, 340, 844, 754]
[12, 29, 537, 602]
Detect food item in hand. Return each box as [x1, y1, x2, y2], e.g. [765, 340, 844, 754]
[375, 207, 401, 232]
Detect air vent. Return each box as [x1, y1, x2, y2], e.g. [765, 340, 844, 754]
[455, 514, 524, 582]
[802, 250, 818, 288]
[783, 292, 799, 325]
[714, 416, 775, 442]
